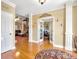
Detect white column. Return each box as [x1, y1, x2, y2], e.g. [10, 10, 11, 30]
[65, 1, 73, 51]
[29, 13, 32, 42]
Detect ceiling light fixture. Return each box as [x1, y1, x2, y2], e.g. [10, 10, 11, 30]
[39, 0, 46, 5]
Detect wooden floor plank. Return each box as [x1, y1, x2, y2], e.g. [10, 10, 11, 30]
[1, 36, 77, 59]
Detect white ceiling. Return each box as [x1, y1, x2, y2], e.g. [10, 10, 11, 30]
[8, 0, 76, 16]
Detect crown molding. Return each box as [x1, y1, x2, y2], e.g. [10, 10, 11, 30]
[32, 4, 65, 15]
[1, 0, 16, 8]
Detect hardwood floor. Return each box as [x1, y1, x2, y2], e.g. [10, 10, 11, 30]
[1, 36, 77, 59]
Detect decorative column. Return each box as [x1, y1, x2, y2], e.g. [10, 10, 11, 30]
[65, 1, 73, 51]
[29, 13, 33, 42]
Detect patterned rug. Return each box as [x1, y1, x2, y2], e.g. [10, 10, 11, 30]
[35, 49, 76, 59]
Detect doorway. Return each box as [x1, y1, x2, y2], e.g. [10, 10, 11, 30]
[44, 22, 50, 41]
[37, 17, 54, 43]
[15, 16, 29, 43]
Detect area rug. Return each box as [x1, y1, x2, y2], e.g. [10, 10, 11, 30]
[35, 49, 76, 59]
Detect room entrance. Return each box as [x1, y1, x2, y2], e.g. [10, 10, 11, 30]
[15, 16, 29, 43]
[37, 17, 54, 43]
[44, 22, 52, 41]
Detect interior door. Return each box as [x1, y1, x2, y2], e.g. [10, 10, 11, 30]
[1, 11, 6, 53]
[5, 12, 13, 50]
[38, 20, 44, 42]
[1, 11, 14, 53]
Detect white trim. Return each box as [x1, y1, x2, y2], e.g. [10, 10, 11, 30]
[65, 32, 73, 35]
[1, 46, 15, 53]
[29, 40, 40, 43]
[65, 1, 73, 51]
[38, 16, 56, 20]
[1, 50, 7, 53]
[53, 43, 63, 48]
[11, 46, 16, 49]
[37, 16, 56, 43]
[65, 47, 73, 51]
[29, 13, 33, 42]
[65, 33, 73, 51]
[54, 45, 63, 48]
[49, 21, 52, 43]
[52, 17, 56, 44]
[37, 20, 39, 42]
[1, 0, 16, 8]
[37, 20, 44, 42]
[29, 40, 43, 43]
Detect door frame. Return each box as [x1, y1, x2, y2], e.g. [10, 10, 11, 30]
[37, 16, 55, 43]
[37, 20, 44, 42]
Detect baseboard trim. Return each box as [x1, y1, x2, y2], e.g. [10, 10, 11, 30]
[53, 43, 63, 48]
[29, 40, 40, 43]
[65, 47, 73, 51]
[73, 48, 77, 51]
[11, 46, 16, 50]
[1, 46, 16, 53]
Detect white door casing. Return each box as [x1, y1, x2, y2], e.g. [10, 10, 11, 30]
[49, 21, 53, 43]
[37, 16, 55, 43]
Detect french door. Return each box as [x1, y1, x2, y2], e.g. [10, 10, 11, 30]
[38, 20, 44, 42]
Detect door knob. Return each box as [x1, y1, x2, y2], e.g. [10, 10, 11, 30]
[10, 33, 12, 35]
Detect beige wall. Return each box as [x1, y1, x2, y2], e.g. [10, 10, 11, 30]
[32, 5, 77, 47]
[72, 6, 77, 36]
[49, 9, 65, 46]
[32, 8, 65, 46]
[72, 6, 77, 51]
